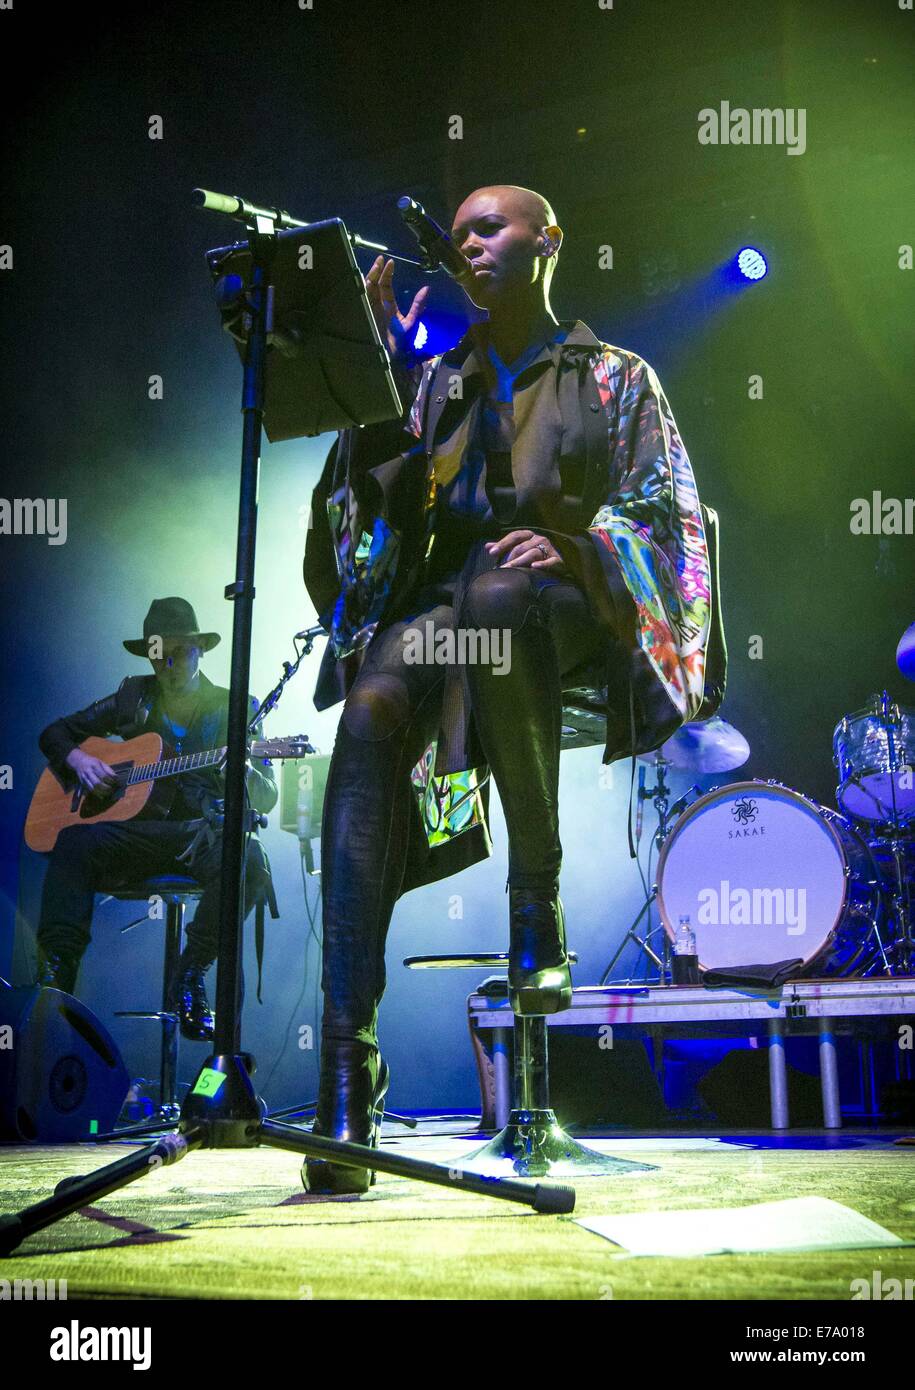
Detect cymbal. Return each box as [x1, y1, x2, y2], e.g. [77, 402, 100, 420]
[897, 621, 915, 681]
[640, 716, 751, 773]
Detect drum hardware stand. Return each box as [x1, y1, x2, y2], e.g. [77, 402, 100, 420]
[869, 892, 895, 977]
[599, 885, 668, 985]
[875, 692, 913, 974]
[848, 833, 895, 981]
[836, 691, 913, 977]
[882, 836, 913, 975]
[600, 758, 696, 985]
[873, 692, 906, 973]
[0, 195, 576, 1257]
[848, 693, 914, 977]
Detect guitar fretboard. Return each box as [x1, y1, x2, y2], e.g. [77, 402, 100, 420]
[127, 747, 227, 785]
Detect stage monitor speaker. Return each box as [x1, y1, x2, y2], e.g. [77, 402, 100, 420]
[698, 1049, 824, 1127]
[547, 1033, 669, 1127]
[0, 984, 130, 1142]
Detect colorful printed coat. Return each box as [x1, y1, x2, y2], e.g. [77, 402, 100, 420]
[303, 319, 726, 895]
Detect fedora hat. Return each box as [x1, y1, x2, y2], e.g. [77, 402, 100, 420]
[123, 597, 221, 657]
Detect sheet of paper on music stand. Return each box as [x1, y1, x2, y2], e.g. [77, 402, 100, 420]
[575, 1197, 905, 1258]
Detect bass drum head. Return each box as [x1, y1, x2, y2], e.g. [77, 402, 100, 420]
[657, 781, 879, 976]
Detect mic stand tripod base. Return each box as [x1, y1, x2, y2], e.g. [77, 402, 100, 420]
[0, 1053, 577, 1255]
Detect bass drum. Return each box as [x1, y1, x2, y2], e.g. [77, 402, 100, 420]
[656, 780, 884, 978]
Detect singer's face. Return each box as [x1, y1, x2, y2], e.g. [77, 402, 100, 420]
[451, 190, 546, 309]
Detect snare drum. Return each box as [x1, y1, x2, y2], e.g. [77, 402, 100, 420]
[833, 699, 915, 828]
[656, 780, 882, 978]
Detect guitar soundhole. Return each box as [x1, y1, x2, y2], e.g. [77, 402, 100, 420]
[79, 789, 122, 819]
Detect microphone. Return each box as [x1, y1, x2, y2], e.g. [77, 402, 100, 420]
[397, 197, 473, 284]
[192, 188, 303, 231]
[636, 764, 646, 842]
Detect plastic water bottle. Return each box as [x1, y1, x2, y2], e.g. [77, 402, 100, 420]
[672, 914, 699, 985]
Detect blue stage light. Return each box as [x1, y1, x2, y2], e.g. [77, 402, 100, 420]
[736, 247, 768, 282]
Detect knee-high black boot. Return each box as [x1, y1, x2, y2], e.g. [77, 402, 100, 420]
[461, 569, 573, 1014]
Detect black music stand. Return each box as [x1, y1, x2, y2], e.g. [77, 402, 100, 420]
[0, 204, 572, 1256]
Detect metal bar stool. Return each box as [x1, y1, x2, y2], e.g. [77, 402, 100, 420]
[404, 951, 656, 1179]
[101, 874, 204, 1134]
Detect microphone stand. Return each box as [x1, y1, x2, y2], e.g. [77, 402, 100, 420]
[253, 625, 324, 730]
[0, 196, 573, 1257]
[193, 187, 428, 271]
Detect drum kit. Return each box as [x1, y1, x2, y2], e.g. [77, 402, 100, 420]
[603, 622, 915, 985]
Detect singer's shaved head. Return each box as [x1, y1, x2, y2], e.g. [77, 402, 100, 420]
[455, 184, 557, 235]
[451, 184, 563, 311]
[451, 185, 558, 247]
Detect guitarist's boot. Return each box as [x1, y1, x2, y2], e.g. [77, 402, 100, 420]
[35, 947, 79, 996]
[171, 949, 215, 1042]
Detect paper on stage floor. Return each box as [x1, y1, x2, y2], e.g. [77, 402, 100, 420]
[575, 1196, 907, 1258]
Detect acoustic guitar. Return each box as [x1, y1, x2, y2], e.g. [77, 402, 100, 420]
[24, 733, 311, 853]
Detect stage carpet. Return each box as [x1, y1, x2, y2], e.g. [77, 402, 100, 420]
[0, 1130, 912, 1300]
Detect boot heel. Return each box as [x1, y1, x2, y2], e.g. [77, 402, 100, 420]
[366, 1059, 390, 1187]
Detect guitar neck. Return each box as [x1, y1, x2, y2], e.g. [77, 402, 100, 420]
[127, 746, 229, 786]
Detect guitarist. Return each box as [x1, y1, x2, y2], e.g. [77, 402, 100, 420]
[34, 596, 278, 1040]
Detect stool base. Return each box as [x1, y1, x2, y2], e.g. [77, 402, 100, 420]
[461, 1107, 657, 1179]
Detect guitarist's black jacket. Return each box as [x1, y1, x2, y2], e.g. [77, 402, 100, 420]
[39, 672, 278, 822]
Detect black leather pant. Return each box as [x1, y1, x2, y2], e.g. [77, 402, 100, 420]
[320, 566, 605, 1047]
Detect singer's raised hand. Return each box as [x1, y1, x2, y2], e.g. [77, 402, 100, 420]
[364, 255, 429, 361]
